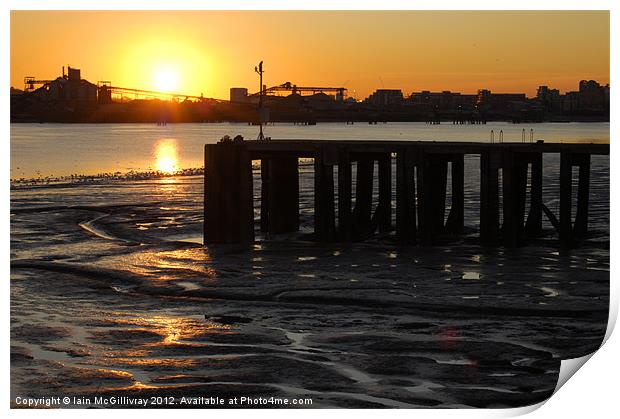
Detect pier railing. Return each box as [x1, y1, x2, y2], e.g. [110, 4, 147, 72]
[204, 140, 609, 248]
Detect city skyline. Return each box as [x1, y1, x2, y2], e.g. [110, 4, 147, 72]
[11, 10, 609, 100]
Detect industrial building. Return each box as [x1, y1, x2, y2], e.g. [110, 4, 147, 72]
[25, 67, 98, 106]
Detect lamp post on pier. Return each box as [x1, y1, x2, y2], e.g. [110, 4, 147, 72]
[255, 61, 266, 141]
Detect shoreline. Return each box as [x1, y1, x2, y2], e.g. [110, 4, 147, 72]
[10, 117, 611, 124]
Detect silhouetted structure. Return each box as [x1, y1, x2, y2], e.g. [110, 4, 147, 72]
[364, 89, 404, 107]
[536, 80, 610, 119]
[204, 140, 608, 249]
[11, 66, 610, 123]
[24, 67, 97, 106]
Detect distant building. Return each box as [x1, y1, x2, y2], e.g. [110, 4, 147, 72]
[563, 91, 581, 113]
[31, 67, 97, 105]
[475, 89, 527, 114]
[578, 80, 607, 111]
[476, 90, 526, 107]
[536, 81, 609, 115]
[536, 85, 562, 112]
[365, 89, 404, 107]
[409, 90, 476, 111]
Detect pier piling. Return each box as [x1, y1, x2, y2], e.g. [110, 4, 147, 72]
[204, 143, 254, 244]
[260, 160, 270, 232]
[480, 150, 501, 245]
[353, 156, 374, 238]
[396, 148, 417, 244]
[560, 152, 591, 247]
[524, 152, 543, 237]
[377, 153, 392, 233]
[445, 154, 465, 235]
[314, 148, 336, 241]
[267, 156, 299, 234]
[337, 149, 353, 241]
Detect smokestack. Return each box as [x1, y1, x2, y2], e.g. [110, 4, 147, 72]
[62, 66, 65, 78]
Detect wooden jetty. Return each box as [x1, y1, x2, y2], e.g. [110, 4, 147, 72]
[204, 140, 608, 248]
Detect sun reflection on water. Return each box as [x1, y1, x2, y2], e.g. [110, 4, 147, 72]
[154, 139, 179, 174]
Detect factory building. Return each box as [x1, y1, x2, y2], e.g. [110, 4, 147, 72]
[28, 67, 97, 105]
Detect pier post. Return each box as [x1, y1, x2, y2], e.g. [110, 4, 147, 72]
[525, 152, 543, 237]
[574, 154, 590, 238]
[377, 153, 392, 233]
[267, 156, 300, 234]
[480, 150, 501, 245]
[396, 148, 416, 244]
[559, 152, 573, 246]
[560, 152, 590, 245]
[416, 151, 430, 243]
[260, 160, 270, 232]
[353, 156, 374, 238]
[338, 148, 353, 241]
[501, 151, 529, 247]
[314, 148, 336, 241]
[204, 143, 254, 244]
[417, 153, 447, 243]
[445, 154, 465, 234]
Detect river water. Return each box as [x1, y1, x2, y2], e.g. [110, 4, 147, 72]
[10, 122, 609, 408]
[10, 122, 609, 180]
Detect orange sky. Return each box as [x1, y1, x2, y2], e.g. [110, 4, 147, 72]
[10, 10, 609, 100]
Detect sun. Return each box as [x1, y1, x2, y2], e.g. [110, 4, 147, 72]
[153, 67, 180, 93]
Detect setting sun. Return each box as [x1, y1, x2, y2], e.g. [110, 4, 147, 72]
[153, 67, 180, 93]
[154, 139, 179, 174]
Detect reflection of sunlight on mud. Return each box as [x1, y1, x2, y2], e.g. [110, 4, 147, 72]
[97, 368, 133, 379]
[110, 248, 217, 282]
[107, 314, 233, 345]
[107, 357, 199, 368]
[92, 313, 235, 375]
[125, 381, 159, 390]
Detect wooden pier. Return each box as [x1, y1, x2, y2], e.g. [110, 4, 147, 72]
[204, 140, 608, 248]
